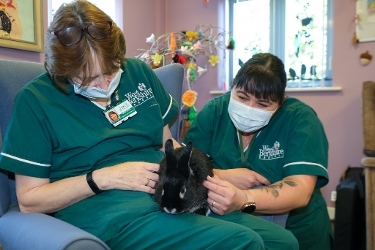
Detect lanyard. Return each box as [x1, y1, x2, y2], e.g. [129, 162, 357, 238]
[238, 131, 252, 167]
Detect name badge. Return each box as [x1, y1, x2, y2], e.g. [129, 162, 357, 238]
[104, 100, 137, 127]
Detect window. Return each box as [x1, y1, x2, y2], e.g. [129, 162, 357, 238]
[48, 0, 117, 25]
[226, 0, 333, 89]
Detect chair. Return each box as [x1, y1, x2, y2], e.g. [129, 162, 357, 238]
[361, 81, 375, 250]
[0, 59, 184, 250]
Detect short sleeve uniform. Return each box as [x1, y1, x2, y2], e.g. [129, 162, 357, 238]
[184, 91, 333, 250]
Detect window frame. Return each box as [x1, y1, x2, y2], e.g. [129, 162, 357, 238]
[226, 0, 333, 89]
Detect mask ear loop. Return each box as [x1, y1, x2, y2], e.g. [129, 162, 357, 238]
[114, 90, 119, 101]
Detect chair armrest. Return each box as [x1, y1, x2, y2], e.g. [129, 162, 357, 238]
[361, 157, 375, 168]
[0, 210, 109, 250]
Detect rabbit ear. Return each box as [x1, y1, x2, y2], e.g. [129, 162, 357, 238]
[178, 141, 193, 177]
[165, 139, 177, 173]
[165, 139, 174, 153]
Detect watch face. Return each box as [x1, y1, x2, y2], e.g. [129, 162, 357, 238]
[242, 204, 256, 214]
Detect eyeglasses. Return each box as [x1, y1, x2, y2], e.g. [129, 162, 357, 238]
[52, 21, 113, 47]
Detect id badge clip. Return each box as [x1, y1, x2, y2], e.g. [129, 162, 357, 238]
[104, 100, 137, 127]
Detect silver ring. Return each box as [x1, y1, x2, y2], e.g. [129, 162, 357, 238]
[212, 201, 216, 207]
[145, 179, 150, 186]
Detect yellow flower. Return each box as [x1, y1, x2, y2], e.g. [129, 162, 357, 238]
[208, 54, 219, 66]
[151, 53, 163, 66]
[186, 31, 199, 40]
[182, 90, 198, 107]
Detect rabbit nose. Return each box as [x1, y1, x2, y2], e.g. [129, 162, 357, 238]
[163, 207, 177, 214]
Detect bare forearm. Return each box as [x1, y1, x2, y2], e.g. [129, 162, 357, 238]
[16, 174, 94, 214]
[16, 161, 160, 214]
[246, 176, 316, 214]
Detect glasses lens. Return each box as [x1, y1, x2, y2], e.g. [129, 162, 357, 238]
[87, 21, 112, 40]
[55, 27, 82, 46]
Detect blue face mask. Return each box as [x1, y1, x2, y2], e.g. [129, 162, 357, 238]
[72, 68, 123, 99]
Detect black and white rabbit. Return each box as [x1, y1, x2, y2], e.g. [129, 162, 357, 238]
[155, 139, 214, 216]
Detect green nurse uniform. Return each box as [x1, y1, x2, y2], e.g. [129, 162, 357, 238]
[0, 59, 298, 250]
[184, 91, 334, 250]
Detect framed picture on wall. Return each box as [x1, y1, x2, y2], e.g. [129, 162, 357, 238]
[356, 0, 375, 42]
[0, 0, 44, 52]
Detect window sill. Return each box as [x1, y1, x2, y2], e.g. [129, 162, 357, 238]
[209, 87, 342, 95]
[285, 87, 342, 92]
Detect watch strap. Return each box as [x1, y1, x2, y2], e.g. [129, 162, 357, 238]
[240, 190, 256, 213]
[86, 170, 103, 194]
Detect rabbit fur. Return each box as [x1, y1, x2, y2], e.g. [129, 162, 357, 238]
[155, 139, 214, 216]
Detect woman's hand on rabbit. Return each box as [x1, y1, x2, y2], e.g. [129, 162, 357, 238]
[95, 161, 160, 194]
[214, 168, 270, 189]
[203, 175, 245, 215]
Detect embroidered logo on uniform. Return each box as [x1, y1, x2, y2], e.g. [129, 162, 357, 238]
[124, 83, 154, 107]
[138, 83, 147, 91]
[259, 141, 284, 160]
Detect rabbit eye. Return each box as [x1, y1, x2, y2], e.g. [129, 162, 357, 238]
[179, 187, 186, 199]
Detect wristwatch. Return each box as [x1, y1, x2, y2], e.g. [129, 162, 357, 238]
[241, 201, 256, 214]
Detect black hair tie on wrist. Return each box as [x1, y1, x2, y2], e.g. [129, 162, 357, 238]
[86, 170, 103, 194]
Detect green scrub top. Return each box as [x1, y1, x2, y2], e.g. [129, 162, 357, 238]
[0, 59, 301, 250]
[184, 91, 333, 250]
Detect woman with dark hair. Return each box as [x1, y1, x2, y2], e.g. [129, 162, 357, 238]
[184, 53, 333, 250]
[0, 2, 298, 249]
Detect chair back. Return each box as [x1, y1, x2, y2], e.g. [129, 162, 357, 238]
[0, 60, 45, 217]
[154, 63, 184, 139]
[0, 60, 46, 147]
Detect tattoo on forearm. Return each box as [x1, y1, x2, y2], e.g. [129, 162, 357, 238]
[261, 180, 297, 198]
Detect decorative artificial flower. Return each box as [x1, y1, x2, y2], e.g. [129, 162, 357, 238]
[227, 37, 235, 50]
[146, 33, 155, 43]
[186, 62, 197, 70]
[170, 33, 176, 53]
[182, 90, 198, 107]
[188, 66, 197, 82]
[151, 53, 163, 66]
[180, 46, 194, 58]
[182, 41, 192, 48]
[208, 54, 219, 66]
[197, 66, 207, 76]
[172, 51, 187, 64]
[198, 30, 204, 38]
[186, 31, 199, 40]
[193, 41, 203, 51]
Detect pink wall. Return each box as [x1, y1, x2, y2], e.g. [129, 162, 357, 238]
[1, 0, 374, 206]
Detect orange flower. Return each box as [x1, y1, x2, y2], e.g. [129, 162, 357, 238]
[182, 90, 198, 107]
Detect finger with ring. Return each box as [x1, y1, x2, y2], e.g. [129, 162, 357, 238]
[212, 201, 216, 207]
